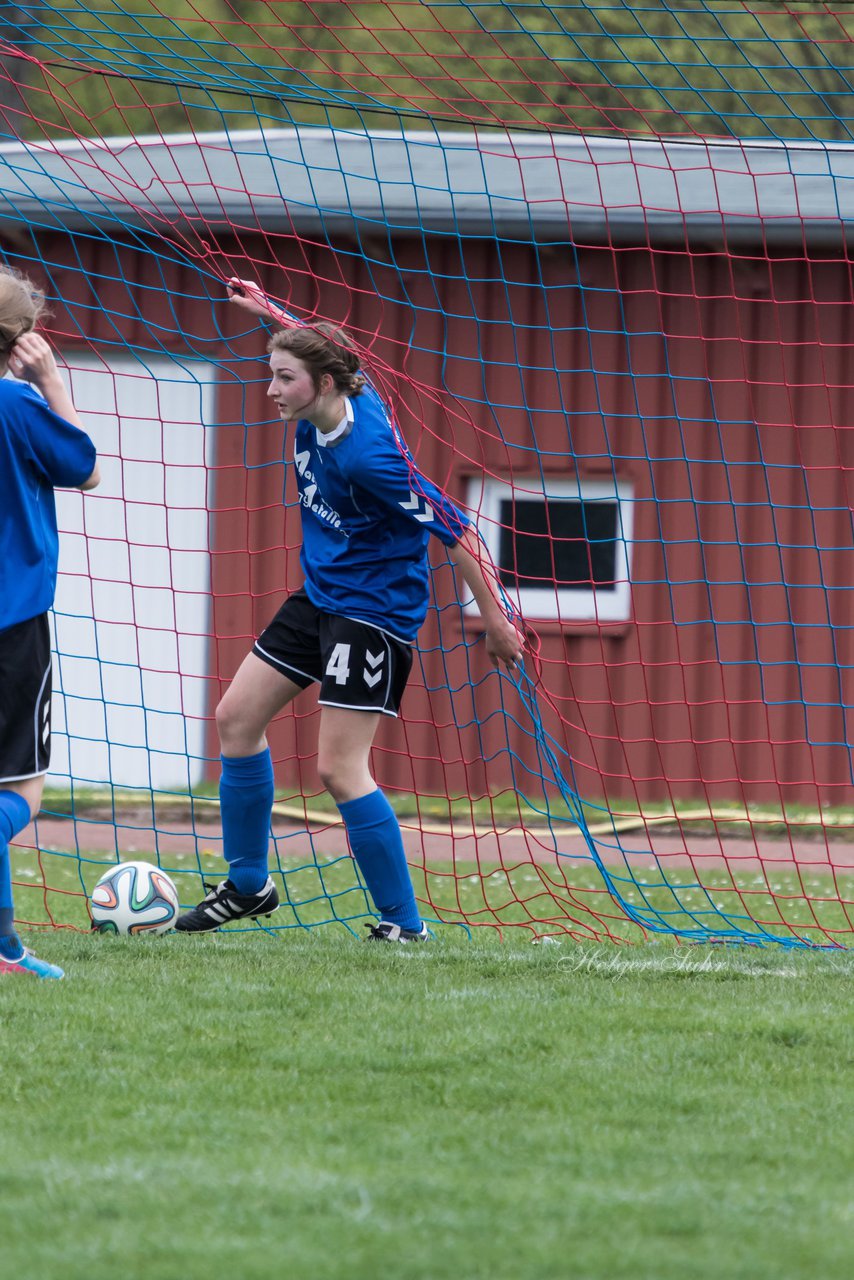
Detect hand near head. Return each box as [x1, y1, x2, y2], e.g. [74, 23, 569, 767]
[226, 278, 272, 318]
[226, 278, 297, 329]
[8, 329, 96, 485]
[8, 331, 62, 392]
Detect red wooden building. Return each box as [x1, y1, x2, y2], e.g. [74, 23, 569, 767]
[6, 128, 854, 810]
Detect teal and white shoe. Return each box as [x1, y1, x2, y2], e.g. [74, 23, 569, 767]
[0, 947, 64, 980]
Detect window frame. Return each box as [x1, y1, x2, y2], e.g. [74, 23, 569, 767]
[464, 474, 635, 622]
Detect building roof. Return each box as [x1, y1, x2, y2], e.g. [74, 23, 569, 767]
[0, 126, 852, 246]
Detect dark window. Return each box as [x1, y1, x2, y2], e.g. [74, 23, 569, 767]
[497, 498, 619, 592]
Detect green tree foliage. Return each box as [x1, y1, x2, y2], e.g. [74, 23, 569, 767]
[1, 0, 853, 141]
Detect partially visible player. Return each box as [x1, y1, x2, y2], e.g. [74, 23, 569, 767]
[176, 279, 523, 940]
[0, 267, 100, 978]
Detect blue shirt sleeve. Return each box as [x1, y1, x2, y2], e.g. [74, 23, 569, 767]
[349, 422, 470, 548]
[15, 381, 97, 488]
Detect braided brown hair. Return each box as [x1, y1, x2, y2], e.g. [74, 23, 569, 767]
[268, 322, 366, 397]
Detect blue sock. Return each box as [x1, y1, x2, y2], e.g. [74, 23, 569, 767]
[337, 789, 421, 931]
[220, 750, 274, 895]
[0, 790, 32, 957]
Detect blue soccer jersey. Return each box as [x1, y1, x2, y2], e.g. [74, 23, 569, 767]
[293, 382, 469, 640]
[0, 377, 97, 631]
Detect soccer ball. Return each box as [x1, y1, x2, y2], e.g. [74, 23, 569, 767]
[90, 860, 179, 936]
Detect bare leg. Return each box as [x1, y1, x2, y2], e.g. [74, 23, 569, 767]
[316, 705, 381, 801]
[216, 652, 304, 756]
[4, 774, 46, 820]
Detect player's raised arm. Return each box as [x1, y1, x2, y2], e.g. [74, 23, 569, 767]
[226, 279, 386, 402]
[8, 331, 100, 490]
[225, 277, 300, 329]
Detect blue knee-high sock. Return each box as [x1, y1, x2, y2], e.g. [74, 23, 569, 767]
[220, 749, 274, 895]
[337, 789, 421, 931]
[0, 790, 32, 959]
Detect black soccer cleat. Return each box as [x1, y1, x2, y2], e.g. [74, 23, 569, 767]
[175, 877, 280, 933]
[365, 920, 430, 943]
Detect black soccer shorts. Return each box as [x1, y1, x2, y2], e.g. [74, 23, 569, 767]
[253, 590, 414, 717]
[0, 612, 52, 781]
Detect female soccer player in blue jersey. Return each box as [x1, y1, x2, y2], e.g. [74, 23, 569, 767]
[176, 280, 523, 939]
[0, 266, 100, 978]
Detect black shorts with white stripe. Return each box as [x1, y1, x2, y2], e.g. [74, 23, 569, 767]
[253, 589, 414, 717]
[0, 612, 52, 782]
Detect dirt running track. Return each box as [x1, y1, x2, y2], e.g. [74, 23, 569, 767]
[19, 815, 854, 871]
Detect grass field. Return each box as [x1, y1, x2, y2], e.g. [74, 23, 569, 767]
[2, 928, 853, 1280]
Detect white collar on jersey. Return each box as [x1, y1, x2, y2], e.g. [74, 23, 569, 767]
[315, 396, 354, 448]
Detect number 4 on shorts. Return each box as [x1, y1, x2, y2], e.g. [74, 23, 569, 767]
[326, 642, 351, 685]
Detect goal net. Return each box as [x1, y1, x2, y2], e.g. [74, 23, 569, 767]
[3, 1, 853, 946]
